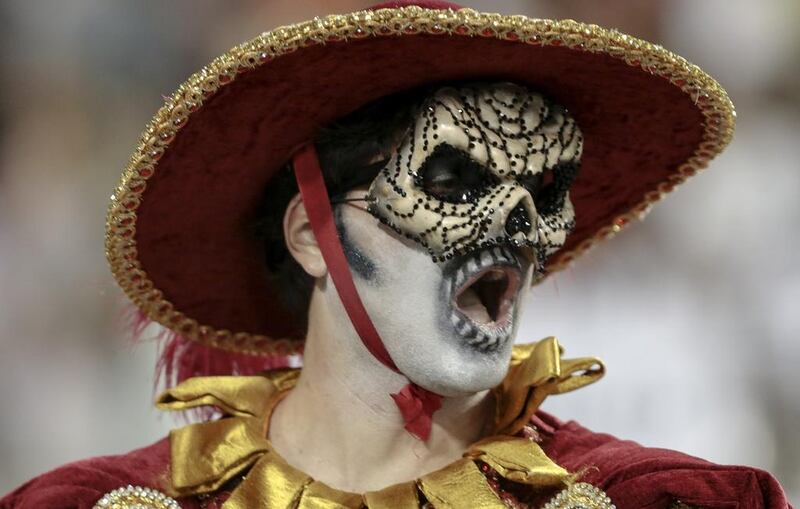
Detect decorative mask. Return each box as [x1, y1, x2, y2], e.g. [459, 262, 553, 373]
[367, 83, 583, 270]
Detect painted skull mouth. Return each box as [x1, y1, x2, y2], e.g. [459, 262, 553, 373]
[455, 266, 520, 325]
[449, 246, 522, 352]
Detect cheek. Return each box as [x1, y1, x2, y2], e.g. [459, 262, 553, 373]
[339, 206, 445, 328]
[341, 206, 435, 283]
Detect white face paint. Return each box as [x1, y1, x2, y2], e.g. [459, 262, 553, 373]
[335, 83, 582, 396]
[335, 201, 535, 397]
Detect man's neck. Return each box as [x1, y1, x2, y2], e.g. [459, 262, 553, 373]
[267, 287, 494, 493]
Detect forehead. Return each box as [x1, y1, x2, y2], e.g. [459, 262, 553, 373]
[409, 83, 579, 176]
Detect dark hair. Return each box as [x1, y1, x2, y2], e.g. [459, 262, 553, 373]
[251, 88, 429, 331]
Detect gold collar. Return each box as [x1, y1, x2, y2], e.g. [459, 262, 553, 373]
[155, 337, 604, 508]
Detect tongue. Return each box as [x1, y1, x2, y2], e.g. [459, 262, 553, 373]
[457, 287, 492, 323]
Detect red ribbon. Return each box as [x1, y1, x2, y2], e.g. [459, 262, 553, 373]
[391, 384, 444, 441]
[292, 144, 442, 441]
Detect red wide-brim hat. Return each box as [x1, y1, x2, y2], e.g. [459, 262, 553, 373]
[106, 1, 734, 361]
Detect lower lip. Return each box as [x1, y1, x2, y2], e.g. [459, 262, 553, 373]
[463, 317, 512, 352]
[463, 304, 514, 334]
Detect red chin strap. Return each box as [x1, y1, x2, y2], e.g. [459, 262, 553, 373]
[292, 144, 442, 441]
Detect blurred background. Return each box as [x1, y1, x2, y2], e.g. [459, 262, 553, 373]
[0, 0, 797, 503]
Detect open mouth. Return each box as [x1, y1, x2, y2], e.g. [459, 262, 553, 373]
[447, 246, 523, 352]
[454, 266, 521, 327]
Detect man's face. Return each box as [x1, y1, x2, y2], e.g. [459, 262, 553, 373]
[336, 83, 582, 396]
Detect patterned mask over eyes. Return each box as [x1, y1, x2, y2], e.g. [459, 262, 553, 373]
[367, 83, 583, 268]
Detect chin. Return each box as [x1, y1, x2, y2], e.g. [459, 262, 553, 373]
[418, 339, 516, 397]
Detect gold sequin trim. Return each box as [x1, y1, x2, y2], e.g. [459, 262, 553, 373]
[105, 5, 735, 355]
[542, 482, 616, 509]
[93, 485, 180, 509]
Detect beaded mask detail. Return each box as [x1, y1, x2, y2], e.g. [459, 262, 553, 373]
[367, 83, 582, 267]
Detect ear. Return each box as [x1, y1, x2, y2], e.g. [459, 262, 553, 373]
[283, 193, 327, 278]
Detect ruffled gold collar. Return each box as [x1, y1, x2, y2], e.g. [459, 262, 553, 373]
[156, 337, 604, 508]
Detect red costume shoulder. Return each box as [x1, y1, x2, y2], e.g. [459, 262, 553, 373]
[537, 412, 793, 509]
[0, 438, 173, 509]
[3, 418, 793, 509]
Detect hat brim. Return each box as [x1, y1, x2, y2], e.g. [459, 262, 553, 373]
[106, 5, 734, 356]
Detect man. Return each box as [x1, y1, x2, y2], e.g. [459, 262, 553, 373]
[0, 2, 791, 508]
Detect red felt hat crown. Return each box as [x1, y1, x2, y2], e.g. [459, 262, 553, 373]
[107, 0, 734, 375]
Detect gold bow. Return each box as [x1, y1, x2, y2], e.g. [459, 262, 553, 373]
[491, 337, 605, 435]
[156, 337, 604, 508]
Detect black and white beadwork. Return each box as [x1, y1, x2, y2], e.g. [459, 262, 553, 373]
[367, 83, 583, 268]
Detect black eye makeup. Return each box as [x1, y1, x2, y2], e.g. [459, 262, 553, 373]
[417, 144, 497, 204]
[533, 161, 580, 216]
[517, 171, 545, 198]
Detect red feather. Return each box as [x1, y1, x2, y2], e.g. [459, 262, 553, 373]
[124, 307, 298, 391]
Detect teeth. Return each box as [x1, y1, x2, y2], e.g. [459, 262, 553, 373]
[450, 314, 461, 327]
[455, 268, 466, 288]
[481, 335, 501, 352]
[453, 313, 510, 352]
[469, 332, 488, 346]
[466, 259, 478, 274]
[498, 246, 509, 261]
[480, 250, 494, 268]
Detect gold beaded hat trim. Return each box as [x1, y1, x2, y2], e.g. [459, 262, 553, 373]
[106, 3, 735, 357]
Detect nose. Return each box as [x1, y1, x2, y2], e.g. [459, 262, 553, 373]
[505, 202, 532, 238]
